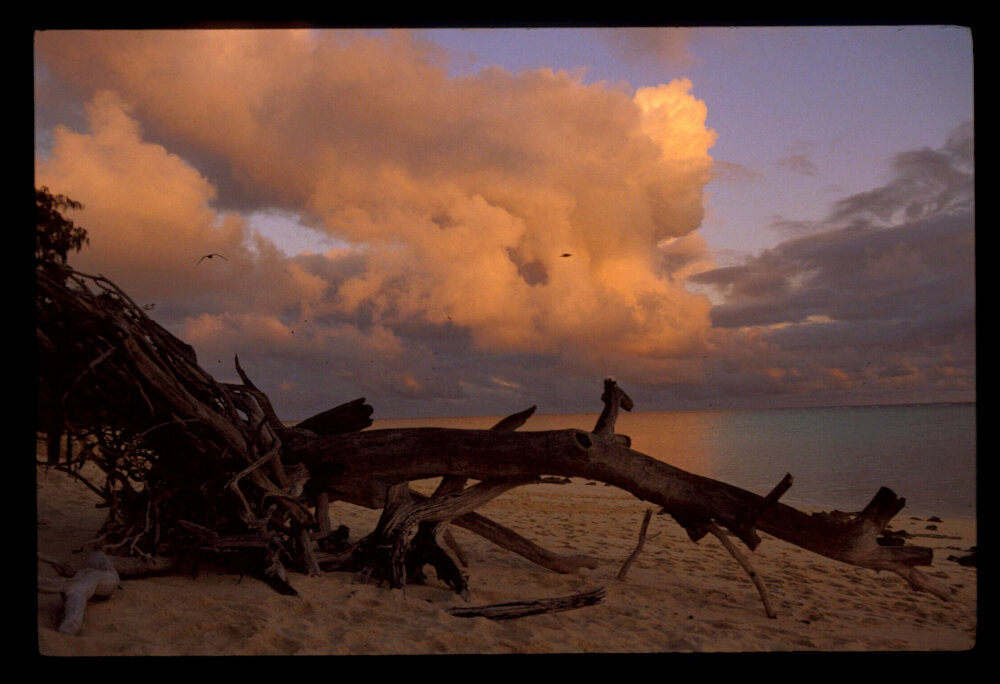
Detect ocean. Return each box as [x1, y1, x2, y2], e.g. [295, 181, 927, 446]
[375, 403, 977, 520]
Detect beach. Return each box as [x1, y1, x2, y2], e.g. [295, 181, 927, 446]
[36, 459, 977, 655]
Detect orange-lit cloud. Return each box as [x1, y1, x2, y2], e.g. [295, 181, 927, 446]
[35, 30, 974, 416]
[36, 90, 244, 299]
[36, 30, 720, 398]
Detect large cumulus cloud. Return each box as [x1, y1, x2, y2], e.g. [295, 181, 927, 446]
[35, 30, 720, 417]
[35, 30, 973, 416]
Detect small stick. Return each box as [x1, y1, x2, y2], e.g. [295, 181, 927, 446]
[300, 528, 323, 577]
[442, 529, 469, 567]
[893, 566, 954, 601]
[227, 428, 282, 488]
[617, 508, 654, 581]
[316, 492, 331, 533]
[706, 521, 777, 619]
[447, 587, 607, 620]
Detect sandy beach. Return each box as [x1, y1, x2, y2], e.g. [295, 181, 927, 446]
[36, 460, 977, 655]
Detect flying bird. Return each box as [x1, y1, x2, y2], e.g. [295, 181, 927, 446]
[197, 253, 229, 265]
[560, 253, 572, 258]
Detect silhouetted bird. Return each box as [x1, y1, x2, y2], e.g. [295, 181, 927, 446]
[560, 253, 572, 257]
[197, 253, 229, 265]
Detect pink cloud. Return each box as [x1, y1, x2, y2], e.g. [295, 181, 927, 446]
[36, 30, 721, 390]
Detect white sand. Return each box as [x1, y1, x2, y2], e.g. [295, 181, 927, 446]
[36, 463, 977, 655]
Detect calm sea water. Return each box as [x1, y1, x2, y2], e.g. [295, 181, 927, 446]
[375, 403, 977, 520]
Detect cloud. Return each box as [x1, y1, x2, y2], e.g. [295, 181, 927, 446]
[766, 215, 821, 237]
[709, 159, 763, 184]
[35, 90, 251, 303]
[602, 27, 696, 69]
[828, 122, 973, 227]
[775, 153, 818, 176]
[36, 30, 973, 415]
[687, 124, 975, 406]
[35, 30, 721, 416]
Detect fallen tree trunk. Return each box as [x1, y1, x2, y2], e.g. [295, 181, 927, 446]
[309, 405, 602, 576]
[37, 262, 952, 629]
[280, 425, 949, 599]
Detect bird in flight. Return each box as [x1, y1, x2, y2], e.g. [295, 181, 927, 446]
[560, 253, 572, 258]
[197, 253, 229, 265]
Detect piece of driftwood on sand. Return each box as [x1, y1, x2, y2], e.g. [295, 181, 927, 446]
[36, 264, 952, 634]
[38, 551, 120, 635]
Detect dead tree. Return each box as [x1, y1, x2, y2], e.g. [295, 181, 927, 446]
[36, 264, 952, 624]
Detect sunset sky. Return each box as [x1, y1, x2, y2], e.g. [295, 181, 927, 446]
[33, 27, 975, 419]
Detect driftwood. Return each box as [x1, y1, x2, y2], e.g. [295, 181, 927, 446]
[395, 406, 540, 595]
[36, 263, 953, 635]
[449, 509, 600, 574]
[593, 377, 633, 448]
[706, 522, 776, 619]
[345, 478, 536, 595]
[617, 509, 655, 581]
[279, 426, 951, 600]
[446, 587, 607, 620]
[38, 551, 120, 635]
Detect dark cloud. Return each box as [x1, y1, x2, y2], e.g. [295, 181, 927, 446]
[602, 28, 695, 69]
[687, 123, 975, 407]
[709, 159, 763, 184]
[775, 153, 818, 177]
[767, 215, 821, 237]
[828, 121, 973, 228]
[699, 211, 973, 330]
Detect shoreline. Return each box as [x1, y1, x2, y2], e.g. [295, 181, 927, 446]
[37, 464, 976, 655]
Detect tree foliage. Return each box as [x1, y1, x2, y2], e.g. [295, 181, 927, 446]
[36, 186, 88, 265]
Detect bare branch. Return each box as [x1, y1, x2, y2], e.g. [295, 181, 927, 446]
[706, 521, 776, 619]
[617, 508, 654, 581]
[447, 587, 607, 620]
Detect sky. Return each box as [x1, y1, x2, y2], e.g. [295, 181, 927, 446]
[33, 26, 975, 420]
